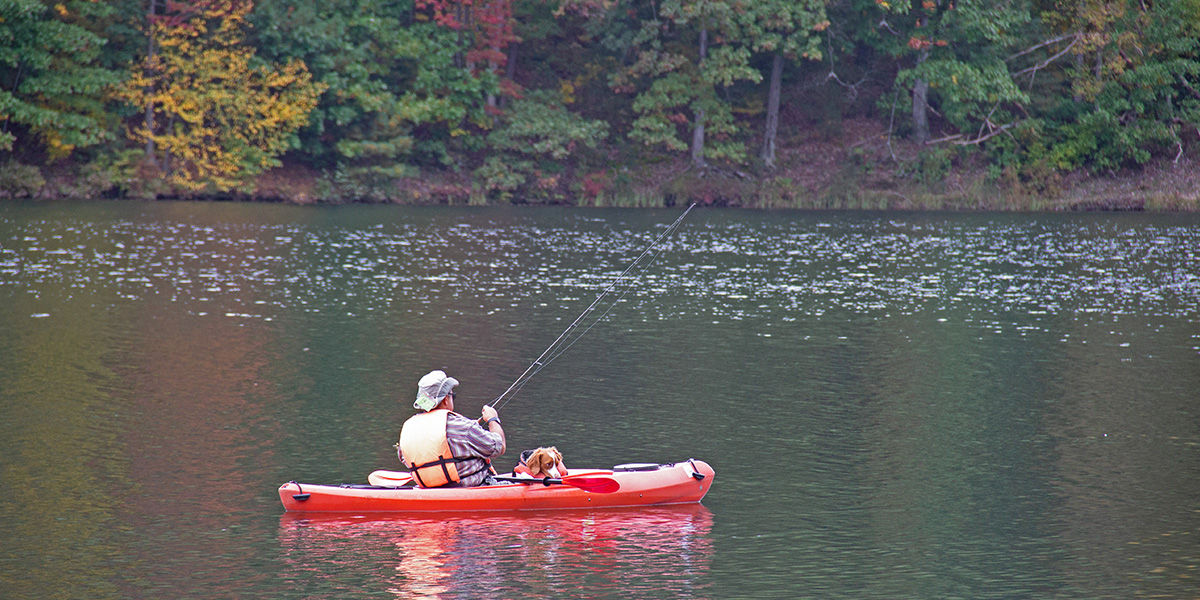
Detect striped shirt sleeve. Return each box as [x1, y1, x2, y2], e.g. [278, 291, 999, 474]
[445, 412, 504, 460]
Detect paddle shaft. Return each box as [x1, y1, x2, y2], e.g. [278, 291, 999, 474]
[370, 470, 619, 493]
[491, 475, 619, 493]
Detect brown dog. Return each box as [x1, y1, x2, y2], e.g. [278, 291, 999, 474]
[515, 446, 568, 478]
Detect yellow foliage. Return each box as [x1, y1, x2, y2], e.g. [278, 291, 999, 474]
[45, 132, 75, 161]
[116, 2, 325, 192]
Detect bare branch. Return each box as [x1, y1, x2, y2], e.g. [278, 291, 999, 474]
[825, 70, 867, 100]
[1015, 35, 1080, 77]
[1007, 33, 1079, 63]
[926, 133, 963, 144]
[976, 104, 1000, 140]
[953, 121, 1018, 146]
[926, 120, 1019, 146]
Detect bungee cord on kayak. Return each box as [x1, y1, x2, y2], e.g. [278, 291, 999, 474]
[491, 202, 697, 411]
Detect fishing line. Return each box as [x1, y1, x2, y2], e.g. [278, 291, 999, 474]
[492, 203, 697, 410]
[497, 231, 676, 405]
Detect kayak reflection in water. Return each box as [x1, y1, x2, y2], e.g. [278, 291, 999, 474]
[397, 370, 507, 488]
[277, 506, 715, 599]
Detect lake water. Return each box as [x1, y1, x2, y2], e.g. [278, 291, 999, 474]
[1, 202, 1197, 599]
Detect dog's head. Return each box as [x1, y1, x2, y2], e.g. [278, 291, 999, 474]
[525, 446, 565, 478]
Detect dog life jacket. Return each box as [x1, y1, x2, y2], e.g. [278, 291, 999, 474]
[398, 409, 488, 488]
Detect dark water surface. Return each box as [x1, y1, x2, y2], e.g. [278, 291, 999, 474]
[1, 202, 1197, 599]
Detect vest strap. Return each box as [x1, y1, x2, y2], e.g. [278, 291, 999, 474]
[410, 455, 490, 485]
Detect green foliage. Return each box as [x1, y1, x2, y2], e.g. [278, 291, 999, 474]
[903, 145, 954, 185]
[475, 90, 609, 202]
[251, 2, 495, 175]
[0, 161, 44, 198]
[899, 57, 1029, 134]
[733, 0, 827, 60]
[2, 0, 1200, 201]
[90, 148, 169, 200]
[1048, 109, 1163, 171]
[0, 0, 124, 158]
[474, 156, 531, 201]
[1037, 0, 1200, 172]
[319, 163, 410, 202]
[488, 90, 609, 159]
[879, 0, 1033, 144]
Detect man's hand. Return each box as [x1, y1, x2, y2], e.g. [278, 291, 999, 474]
[481, 404, 499, 423]
[480, 404, 505, 454]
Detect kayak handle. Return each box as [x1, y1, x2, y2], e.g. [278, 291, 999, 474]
[688, 459, 706, 480]
[289, 481, 311, 502]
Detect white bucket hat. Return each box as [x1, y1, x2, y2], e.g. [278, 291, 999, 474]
[414, 370, 459, 411]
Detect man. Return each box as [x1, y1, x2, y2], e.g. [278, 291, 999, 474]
[398, 370, 506, 487]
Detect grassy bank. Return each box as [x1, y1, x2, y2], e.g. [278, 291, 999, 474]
[5, 118, 1199, 211]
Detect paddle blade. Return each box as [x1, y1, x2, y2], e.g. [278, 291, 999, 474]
[561, 476, 620, 494]
[368, 470, 413, 487]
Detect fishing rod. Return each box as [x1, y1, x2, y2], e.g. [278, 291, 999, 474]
[491, 203, 697, 410]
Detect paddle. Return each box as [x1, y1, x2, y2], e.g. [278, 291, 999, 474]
[492, 475, 620, 493]
[368, 469, 413, 487]
[368, 470, 620, 493]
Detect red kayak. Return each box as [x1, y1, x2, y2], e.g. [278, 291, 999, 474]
[279, 459, 715, 513]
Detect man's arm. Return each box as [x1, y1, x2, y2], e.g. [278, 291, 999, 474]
[481, 404, 506, 456]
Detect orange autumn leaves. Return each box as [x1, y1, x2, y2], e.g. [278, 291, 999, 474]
[116, 2, 325, 192]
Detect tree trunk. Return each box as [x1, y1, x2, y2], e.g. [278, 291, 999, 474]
[760, 53, 783, 169]
[144, 0, 158, 165]
[500, 43, 517, 108]
[486, 60, 498, 109]
[911, 49, 930, 144]
[690, 27, 708, 169]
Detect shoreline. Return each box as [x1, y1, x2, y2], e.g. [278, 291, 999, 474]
[8, 119, 1200, 212]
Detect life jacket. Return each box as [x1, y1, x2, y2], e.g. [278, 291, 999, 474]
[398, 409, 488, 488]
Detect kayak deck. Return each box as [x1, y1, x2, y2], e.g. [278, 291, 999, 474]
[279, 459, 714, 513]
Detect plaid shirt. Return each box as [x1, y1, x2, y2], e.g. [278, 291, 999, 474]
[444, 411, 504, 487]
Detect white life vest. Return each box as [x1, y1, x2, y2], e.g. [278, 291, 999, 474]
[398, 409, 485, 488]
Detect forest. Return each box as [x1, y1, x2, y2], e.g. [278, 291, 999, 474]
[1, 0, 1199, 208]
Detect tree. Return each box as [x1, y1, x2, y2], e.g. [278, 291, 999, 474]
[117, 0, 324, 192]
[416, 0, 519, 109]
[593, 0, 759, 168]
[1040, 0, 1200, 169]
[475, 89, 609, 201]
[871, 0, 1033, 145]
[0, 0, 124, 159]
[253, 0, 504, 189]
[732, 0, 829, 169]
